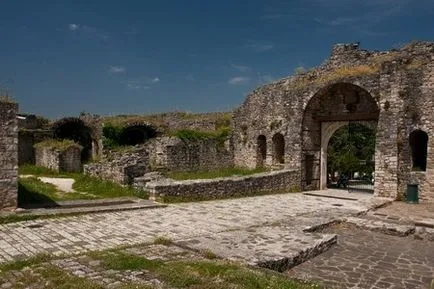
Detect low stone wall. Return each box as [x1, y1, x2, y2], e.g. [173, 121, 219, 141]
[35, 146, 82, 173]
[0, 101, 18, 210]
[137, 169, 299, 200]
[84, 148, 150, 184]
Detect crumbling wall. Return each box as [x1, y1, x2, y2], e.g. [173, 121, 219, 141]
[35, 145, 82, 173]
[0, 101, 18, 210]
[83, 148, 150, 184]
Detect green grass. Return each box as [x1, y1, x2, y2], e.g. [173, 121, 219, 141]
[167, 167, 268, 180]
[18, 165, 149, 204]
[34, 139, 82, 151]
[0, 253, 51, 272]
[94, 251, 318, 289]
[153, 236, 173, 246]
[8, 265, 104, 289]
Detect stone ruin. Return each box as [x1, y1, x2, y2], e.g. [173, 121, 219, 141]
[232, 41, 434, 201]
[1, 41, 434, 210]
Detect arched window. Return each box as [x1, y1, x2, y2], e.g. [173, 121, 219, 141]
[272, 133, 285, 164]
[256, 135, 267, 167]
[409, 130, 428, 171]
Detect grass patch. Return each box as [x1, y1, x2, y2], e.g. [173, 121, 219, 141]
[167, 167, 268, 180]
[94, 250, 318, 289]
[34, 139, 82, 151]
[19, 164, 70, 177]
[71, 174, 148, 199]
[17, 165, 149, 205]
[10, 265, 103, 289]
[201, 249, 217, 259]
[153, 236, 173, 246]
[0, 253, 51, 272]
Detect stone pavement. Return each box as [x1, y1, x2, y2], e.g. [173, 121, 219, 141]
[0, 191, 387, 263]
[288, 223, 434, 289]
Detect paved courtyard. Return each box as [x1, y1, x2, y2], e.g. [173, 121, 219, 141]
[0, 191, 433, 288]
[0, 191, 385, 262]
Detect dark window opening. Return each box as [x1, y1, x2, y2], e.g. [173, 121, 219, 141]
[409, 130, 428, 171]
[272, 133, 285, 164]
[256, 135, 267, 168]
[305, 154, 314, 185]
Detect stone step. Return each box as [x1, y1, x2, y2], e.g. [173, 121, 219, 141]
[176, 226, 337, 272]
[344, 216, 415, 236]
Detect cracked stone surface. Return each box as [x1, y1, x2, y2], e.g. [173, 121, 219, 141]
[178, 225, 337, 272]
[288, 223, 434, 289]
[0, 192, 387, 263]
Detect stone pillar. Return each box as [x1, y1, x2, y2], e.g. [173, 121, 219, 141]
[0, 101, 18, 210]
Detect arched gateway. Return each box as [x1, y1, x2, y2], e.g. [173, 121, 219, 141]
[232, 42, 434, 201]
[302, 83, 379, 191]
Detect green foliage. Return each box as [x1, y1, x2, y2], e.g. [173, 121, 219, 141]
[34, 139, 82, 151]
[327, 123, 376, 176]
[167, 167, 268, 180]
[294, 66, 306, 75]
[102, 124, 123, 149]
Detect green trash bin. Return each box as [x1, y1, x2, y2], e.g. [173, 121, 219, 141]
[406, 184, 419, 204]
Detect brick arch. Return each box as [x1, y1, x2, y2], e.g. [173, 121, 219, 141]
[301, 82, 380, 190]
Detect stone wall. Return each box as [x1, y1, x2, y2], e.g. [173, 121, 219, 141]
[0, 101, 18, 210]
[233, 41, 434, 201]
[136, 170, 299, 200]
[84, 148, 150, 184]
[147, 137, 233, 171]
[84, 136, 233, 185]
[18, 114, 52, 165]
[35, 146, 82, 173]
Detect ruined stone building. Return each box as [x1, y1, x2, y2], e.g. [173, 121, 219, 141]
[233, 41, 434, 201]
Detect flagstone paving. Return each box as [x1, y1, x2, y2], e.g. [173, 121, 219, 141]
[0, 191, 384, 263]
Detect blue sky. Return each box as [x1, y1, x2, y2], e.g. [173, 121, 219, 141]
[1, 0, 433, 118]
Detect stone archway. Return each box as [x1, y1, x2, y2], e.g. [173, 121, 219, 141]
[302, 82, 380, 190]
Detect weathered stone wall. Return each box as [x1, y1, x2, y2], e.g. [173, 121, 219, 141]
[84, 148, 150, 184]
[137, 170, 299, 200]
[35, 146, 82, 173]
[18, 129, 52, 165]
[233, 41, 434, 201]
[147, 137, 233, 172]
[18, 114, 52, 165]
[84, 136, 233, 185]
[0, 101, 18, 210]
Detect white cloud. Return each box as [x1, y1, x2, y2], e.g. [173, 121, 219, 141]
[109, 66, 126, 73]
[228, 76, 249, 85]
[151, 77, 160, 83]
[126, 81, 149, 90]
[232, 64, 250, 72]
[68, 24, 79, 31]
